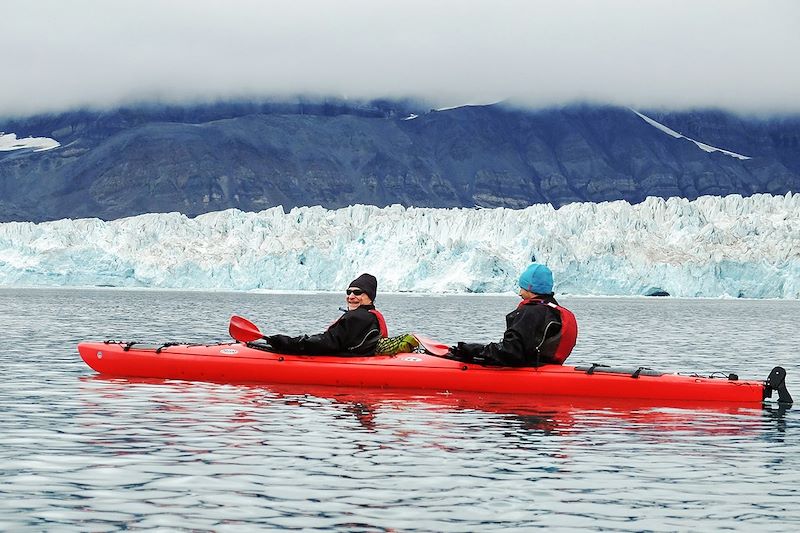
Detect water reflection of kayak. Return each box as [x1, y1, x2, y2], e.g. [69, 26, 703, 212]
[260, 384, 788, 435]
[77, 339, 792, 406]
[79, 376, 788, 438]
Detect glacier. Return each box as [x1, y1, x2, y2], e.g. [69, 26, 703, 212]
[0, 193, 798, 298]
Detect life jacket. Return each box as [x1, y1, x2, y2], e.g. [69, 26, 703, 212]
[330, 307, 388, 337]
[518, 298, 578, 364]
[369, 309, 389, 337]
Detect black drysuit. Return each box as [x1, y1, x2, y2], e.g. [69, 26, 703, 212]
[451, 295, 565, 367]
[265, 305, 383, 356]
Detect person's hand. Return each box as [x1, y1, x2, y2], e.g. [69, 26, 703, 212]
[265, 334, 292, 352]
[447, 342, 476, 362]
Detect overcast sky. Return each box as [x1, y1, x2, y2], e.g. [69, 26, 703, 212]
[3, 0, 799, 117]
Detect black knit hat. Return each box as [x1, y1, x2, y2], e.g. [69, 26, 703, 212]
[348, 273, 377, 302]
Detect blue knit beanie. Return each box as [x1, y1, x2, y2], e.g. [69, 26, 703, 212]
[518, 263, 554, 294]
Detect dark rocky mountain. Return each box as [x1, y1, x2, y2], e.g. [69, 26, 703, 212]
[1, 100, 798, 222]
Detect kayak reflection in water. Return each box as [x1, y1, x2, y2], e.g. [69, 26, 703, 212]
[448, 263, 578, 367]
[265, 273, 392, 356]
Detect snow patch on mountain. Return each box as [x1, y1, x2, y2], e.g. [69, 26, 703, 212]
[0, 132, 60, 152]
[632, 110, 751, 160]
[1, 194, 798, 298]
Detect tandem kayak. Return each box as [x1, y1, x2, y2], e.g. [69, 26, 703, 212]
[76, 339, 792, 405]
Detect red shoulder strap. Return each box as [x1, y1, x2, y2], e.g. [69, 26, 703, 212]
[369, 309, 389, 337]
[549, 304, 578, 364]
[519, 299, 578, 364]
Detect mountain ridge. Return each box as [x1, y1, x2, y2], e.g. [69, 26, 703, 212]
[1, 101, 799, 222]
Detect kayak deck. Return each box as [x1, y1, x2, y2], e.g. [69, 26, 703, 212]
[76, 341, 792, 405]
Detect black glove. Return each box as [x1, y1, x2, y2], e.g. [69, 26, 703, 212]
[264, 334, 295, 353]
[447, 342, 485, 363]
[447, 344, 467, 362]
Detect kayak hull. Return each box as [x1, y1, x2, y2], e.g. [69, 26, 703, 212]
[77, 341, 785, 405]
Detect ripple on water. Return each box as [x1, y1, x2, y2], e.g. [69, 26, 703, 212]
[1, 289, 799, 531]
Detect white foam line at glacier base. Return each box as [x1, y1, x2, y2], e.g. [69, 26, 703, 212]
[1, 193, 798, 298]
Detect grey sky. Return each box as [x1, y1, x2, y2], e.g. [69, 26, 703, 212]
[2, 0, 799, 117]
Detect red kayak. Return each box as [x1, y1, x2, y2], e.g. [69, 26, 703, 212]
[76, 338, 791, 405]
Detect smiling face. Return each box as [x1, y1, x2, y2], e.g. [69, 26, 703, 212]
[346, 287, 373, 310]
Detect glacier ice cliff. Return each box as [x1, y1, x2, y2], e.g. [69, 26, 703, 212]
[1, 193, 798, 298]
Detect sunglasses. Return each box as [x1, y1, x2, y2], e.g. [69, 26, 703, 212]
[346, 289, 365, 296]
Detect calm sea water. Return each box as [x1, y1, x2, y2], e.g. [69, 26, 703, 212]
[1, 288, 799, 531]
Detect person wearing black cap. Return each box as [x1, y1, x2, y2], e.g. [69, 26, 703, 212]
[264, 273, 388, 356]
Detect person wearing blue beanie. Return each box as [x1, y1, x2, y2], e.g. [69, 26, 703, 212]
[448, 263, 577, 366]
[518, 263, 554, 295]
